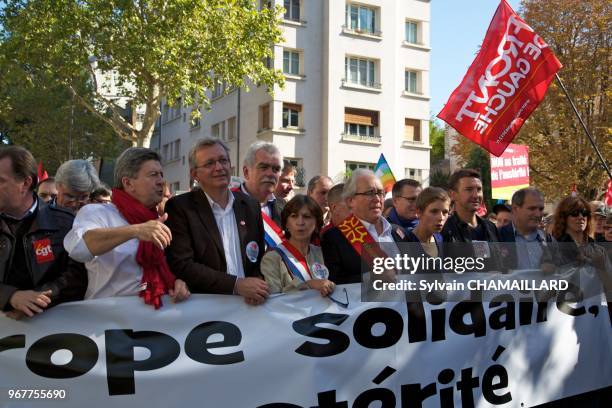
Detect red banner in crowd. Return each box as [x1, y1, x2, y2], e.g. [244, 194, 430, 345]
[438, 0, 562, 156]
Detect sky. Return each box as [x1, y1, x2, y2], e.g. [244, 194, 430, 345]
[430, 0, 522, 121]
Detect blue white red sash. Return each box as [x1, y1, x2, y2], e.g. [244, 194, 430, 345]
[274, 241, 312, 282]
[261, 211, 284, 249]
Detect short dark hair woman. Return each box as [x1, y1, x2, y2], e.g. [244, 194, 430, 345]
[261, 195, 335, 296]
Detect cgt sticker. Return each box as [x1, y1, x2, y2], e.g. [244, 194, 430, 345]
[33, 238, 55, 264]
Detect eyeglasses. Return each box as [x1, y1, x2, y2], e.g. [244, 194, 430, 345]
[195, 158, 230, 170]
[354, 189, 385, 198]
[397, 195, 417, 202]
[568, 209, 590, 217]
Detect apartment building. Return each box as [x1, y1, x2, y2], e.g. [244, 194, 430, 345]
[152, 0, 431, 192]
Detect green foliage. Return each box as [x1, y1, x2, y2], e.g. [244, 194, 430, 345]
[429, 119, 445, 166]
[0, 0, 286, 146]
[0, 66, 129, 173]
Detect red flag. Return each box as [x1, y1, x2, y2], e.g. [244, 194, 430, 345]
[570, 183, 577, 197]
[437, 0, 562, 156]
[37, 161, 48, 183]
[605, 180, 612, 207]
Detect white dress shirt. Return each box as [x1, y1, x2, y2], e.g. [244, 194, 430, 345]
[64, 203, 143, 299]
[240, 183, 275, 218]
[359, 216, 400, 257]
[204, 191, 245, 279]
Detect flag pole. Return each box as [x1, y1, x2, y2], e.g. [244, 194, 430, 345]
[555, 73, 612, 180]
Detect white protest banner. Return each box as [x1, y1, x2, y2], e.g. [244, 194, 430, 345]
[1, 284, 611, 407]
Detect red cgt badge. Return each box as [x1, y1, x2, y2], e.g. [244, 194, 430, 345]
[33, 238, 55, 264]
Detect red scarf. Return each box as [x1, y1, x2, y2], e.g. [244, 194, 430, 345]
[111, 188, 176, 309]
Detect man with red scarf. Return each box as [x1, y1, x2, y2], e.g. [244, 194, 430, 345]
[64, 148, 189, 309]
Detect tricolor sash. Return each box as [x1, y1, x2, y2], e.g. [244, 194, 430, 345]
[261, 211, 284, 249]
[274, 241, 312, 282]
[231, 185, 284, 248]
[337, 215, 388, 269]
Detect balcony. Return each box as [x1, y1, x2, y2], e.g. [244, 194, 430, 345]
[341, 132, 381, 145]
[341, 78, 382, 93]
[341, 25, 382, 40]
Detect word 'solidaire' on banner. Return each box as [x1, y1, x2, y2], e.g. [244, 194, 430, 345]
[437, 0, 562, 157]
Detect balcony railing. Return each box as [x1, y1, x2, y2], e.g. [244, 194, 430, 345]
[341, 25, 382, 37]
[341, 132, 381, 143]
[341, 78, 381, 90]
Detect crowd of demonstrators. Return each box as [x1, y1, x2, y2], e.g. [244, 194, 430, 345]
[307, 175, 333, 224]
[406, 187, 450, 258]
[274, 160, 296, 200]
[321, 169, 405, 284]
[498, 188, 558, 271]
[63, 148, 189, 307]
[387, 178, 422, 234]
[492, 203, 512, 230]
[240, 141, 285, 225]
[37, 177, 57, 203]
[54, 159, 100, 213]
[320, 183, 349, 237]
[165, 139, 268, 305]
[89, 183, 112, 204]
[261, 195, 334, 296]
[0, 146, 86, 319]
[2, 140, 611, 322]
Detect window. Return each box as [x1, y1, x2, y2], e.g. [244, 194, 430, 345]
[344, 108, 379, 141]
[173, 140, 181, 160]
[227, 116, 236, 141]
[162, 144, 170, 163]
[346, 4, 376, 34]
[346, 161, 375, 173]
[405, 70, 418, 93]
[406, 168, 423, 183]
[282, 103, 301, 128]
[284, 0, 300, 21]
[190, 116, 200, 129]
[259, 103, 271, 130]
[171, 182, 180, 194]
[404, 119, 421, 142]
[345, 57, 376, 87]
[211, 123, 220, 139]
[405, 21, 418, 44]
[212, 81, 226, 99]
[286, 158, 305, 187]
[283, 50, 300, 75]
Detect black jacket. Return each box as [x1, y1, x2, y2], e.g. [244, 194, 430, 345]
[441, 212, 502, 271]
[498, 223, 560, 270]
[0, 199, 87, 310]
[165, 189, 265, 294]
[321, 221, 406, 284]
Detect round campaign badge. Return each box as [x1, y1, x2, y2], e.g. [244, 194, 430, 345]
[246, 241, 259, 263]
[311, 262, 329, 280]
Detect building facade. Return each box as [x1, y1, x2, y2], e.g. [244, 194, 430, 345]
[152, 0, 431, 193]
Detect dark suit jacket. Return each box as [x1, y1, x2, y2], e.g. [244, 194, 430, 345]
[165, 189, 265, 294]
[321, 222, 406, 284]
[498, 223, 559, 270]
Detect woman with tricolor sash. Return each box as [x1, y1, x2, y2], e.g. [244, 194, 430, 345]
[261, 195, 335, 296]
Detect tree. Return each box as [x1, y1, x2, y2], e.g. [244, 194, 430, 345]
[429, 118, 445, 167]
[0, 0, 285, 147]
[0, 66, 130, 174]
[514, 0, 611, 200]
